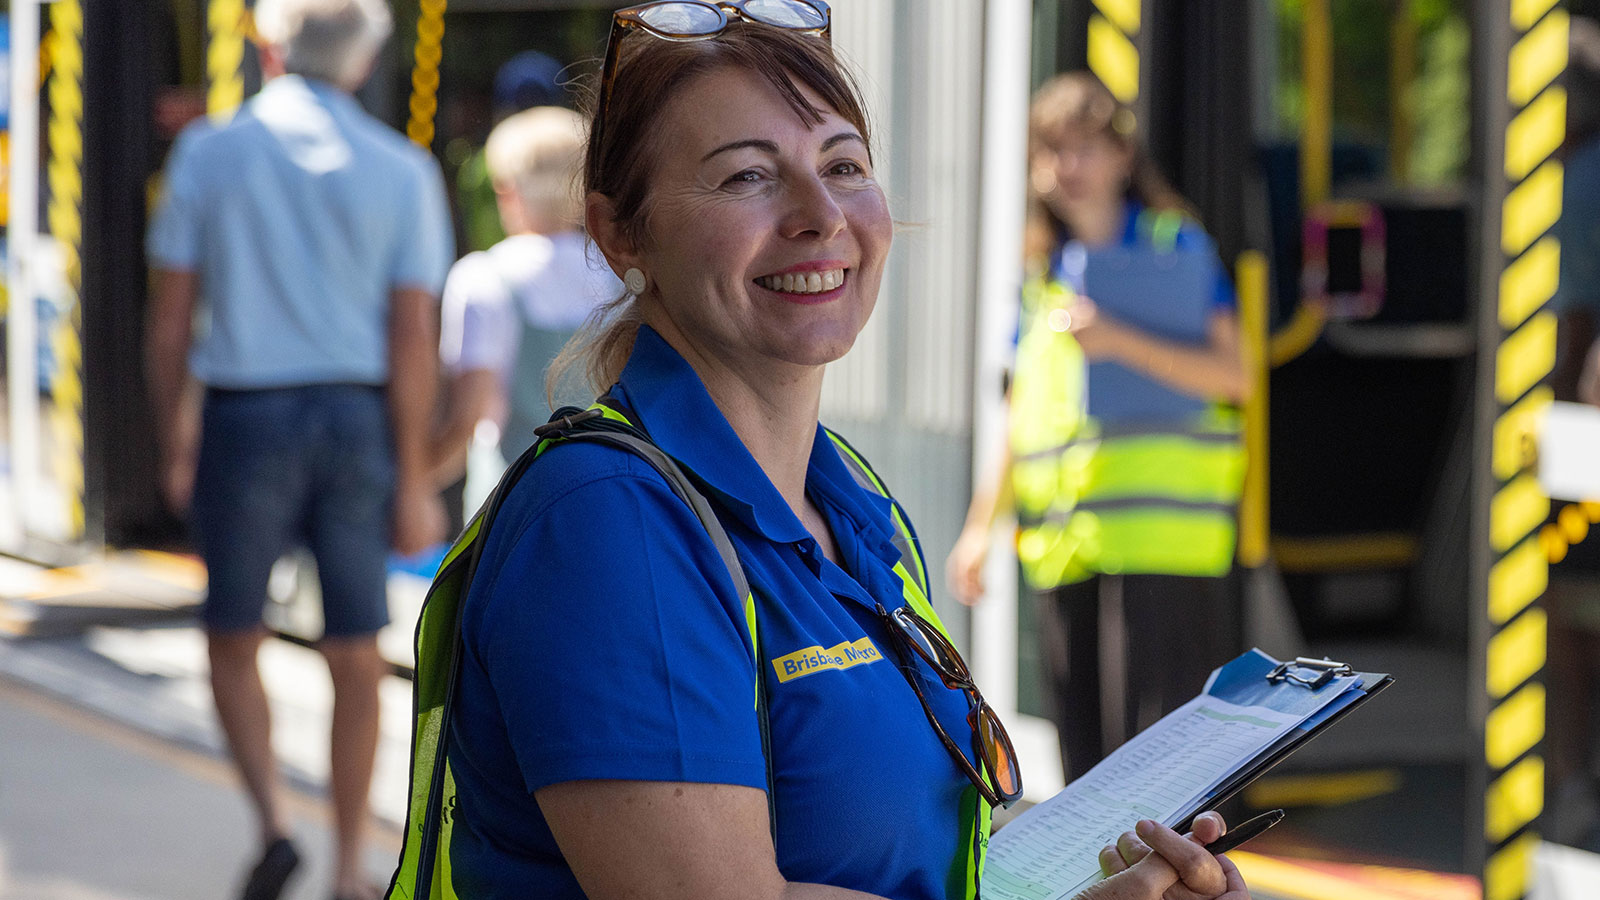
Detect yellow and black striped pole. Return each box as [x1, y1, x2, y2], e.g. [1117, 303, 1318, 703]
[406, 0, 447, 149]
[44, 0, 86, 540]
[206, 0, 248, 119]
[1480, 3, 1566, 899]
[1085, 0, 1140, 106]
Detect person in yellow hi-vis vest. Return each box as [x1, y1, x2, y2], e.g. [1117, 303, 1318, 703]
[388, 9, 1251, 900]
[949, 73, 1250, 784]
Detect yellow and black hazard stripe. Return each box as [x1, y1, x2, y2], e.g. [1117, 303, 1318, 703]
[206, 0, 248, 119]
[45, 0, 86, 539]
[1086, 0, 1139, 105]
[407, 0, 448, 148]
[1484, 4, 1568, 900]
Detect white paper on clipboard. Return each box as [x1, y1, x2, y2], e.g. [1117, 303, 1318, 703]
[1539, 401, 1600, 502]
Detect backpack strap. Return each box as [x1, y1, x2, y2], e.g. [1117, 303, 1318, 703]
[398, 411, 558, 900]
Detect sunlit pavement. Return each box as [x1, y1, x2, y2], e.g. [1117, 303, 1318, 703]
[0, 676, 401, 900]
[0, 551, 421, 900]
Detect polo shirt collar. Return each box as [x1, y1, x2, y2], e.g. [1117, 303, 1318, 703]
[1118, 199, 1144, 246]
[614, 326, 905, 572]
[263, 74, 361, 116]
[806, 436, 908, 595]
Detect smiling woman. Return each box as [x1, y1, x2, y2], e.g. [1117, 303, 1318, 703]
[589, 67, 890, 386]
[559, 6, 880, 394]
[396, 5, 1248, 900]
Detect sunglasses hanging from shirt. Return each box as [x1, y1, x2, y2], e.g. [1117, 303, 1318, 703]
[878, 603, 1025, 808]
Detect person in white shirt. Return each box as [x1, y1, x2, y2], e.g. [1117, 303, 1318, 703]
[432, 106, 622, 494]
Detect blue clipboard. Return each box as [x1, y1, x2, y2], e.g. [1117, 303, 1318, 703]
[1172, 650, 1394, 832]
[1081, 247, 1221, 423]
[978, 648, 1392, 897]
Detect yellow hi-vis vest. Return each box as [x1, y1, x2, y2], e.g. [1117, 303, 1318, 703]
[1010, 276, 1245, 590]
[387, 403, 995, 900]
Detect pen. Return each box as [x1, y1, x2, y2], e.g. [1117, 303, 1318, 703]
[1205, 808, 1285, 855]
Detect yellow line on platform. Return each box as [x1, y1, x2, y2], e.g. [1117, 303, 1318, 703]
[1270, 533, 1416, 572]
[1229, 851, 1479, 900]
[1242, 768, 1401, 809]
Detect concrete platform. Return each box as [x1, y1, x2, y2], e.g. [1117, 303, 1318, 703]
[0, 676, 400, 900]
[3, 552, 1598, 900]
[0, 622, 416, 834]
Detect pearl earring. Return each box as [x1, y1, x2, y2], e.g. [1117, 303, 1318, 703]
[624, 267, 647, 294]
[1031, 166, 1058, 196]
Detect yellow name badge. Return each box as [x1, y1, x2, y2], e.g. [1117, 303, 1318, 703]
[772, 637, 884, 683]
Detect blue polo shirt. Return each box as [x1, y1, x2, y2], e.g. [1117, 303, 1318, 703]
[448, 326, 977, 899]
[147, 75, 453, 389]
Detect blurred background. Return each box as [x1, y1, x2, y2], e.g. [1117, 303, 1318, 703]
[0, 1, 1597, 898]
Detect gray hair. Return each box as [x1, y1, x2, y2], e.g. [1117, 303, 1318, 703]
[485, 107, 586, 229]
[254, 0, 393, 88]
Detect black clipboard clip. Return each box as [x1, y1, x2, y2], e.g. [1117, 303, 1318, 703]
[1266, 656, 1355, 690]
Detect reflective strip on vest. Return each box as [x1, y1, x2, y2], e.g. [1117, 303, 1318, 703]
[1010, 277, 1244, 589]
[828, 429, 992, 898]
[389, 514, 482, 900]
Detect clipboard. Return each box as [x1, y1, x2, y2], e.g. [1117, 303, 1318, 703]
[1082, 247, 1217, 340]
[982, 649, 1393, 900]
[1080, 247, 1220, 423]
[1171, 656, 1394, 832]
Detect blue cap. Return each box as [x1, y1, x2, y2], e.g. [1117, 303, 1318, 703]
[493, 51, 567, 112]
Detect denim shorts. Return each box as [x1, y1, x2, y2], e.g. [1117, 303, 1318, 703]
[192, 384, 393, 637]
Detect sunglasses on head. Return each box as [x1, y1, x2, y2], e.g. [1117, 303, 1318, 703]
[877, 603, 1024, 809]
[591, 1, 832, 168]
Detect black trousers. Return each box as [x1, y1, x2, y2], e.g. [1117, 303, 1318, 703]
[1037, 571, 1242, 783]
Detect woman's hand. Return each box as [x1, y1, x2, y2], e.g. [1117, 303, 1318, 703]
[1076, 813, 1250, 900]
[946, 523, 991, 606]
[1062, 298, 1128, 360]
[1064, 303, 1251, 404]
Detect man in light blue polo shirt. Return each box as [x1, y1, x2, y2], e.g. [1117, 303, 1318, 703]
[144, 2, 452, 898]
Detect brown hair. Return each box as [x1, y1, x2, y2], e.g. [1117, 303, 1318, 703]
[550, 21, 873, 398]
[1024, 72, 1196, 270]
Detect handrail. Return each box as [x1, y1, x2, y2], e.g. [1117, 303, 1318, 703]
[1269, 301, 1329, 368]
[1237, 250, 1271, 568]
[1272, 0, 1337, 370]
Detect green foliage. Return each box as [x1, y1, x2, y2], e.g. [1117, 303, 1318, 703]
[1269, 0, 1469, 186]
[1271, 0, 1304, 135]
[1408, 14, 1470, 185]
